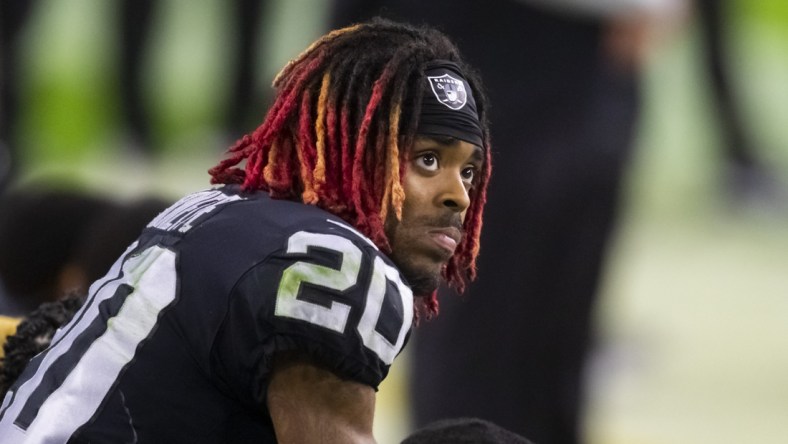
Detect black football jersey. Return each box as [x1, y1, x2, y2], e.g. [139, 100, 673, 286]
[0, 186, 413, 443]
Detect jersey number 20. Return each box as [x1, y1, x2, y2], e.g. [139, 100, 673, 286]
[274, 231, 413, 365]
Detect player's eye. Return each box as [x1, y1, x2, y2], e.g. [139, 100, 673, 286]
[461, 166, 476, 185]
[415, 152, 439, 172]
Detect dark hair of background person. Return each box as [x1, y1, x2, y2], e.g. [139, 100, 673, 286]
[401, 417, 536, 444]
[0, 189, 170, 318]
[0, 189, 112, 316]
[60, 197, 171, 295]
[0, 294, 85, 398]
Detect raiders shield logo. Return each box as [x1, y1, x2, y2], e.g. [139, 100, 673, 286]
[428, 74, 468, 110]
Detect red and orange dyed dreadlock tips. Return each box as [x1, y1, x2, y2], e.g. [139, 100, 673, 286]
[379, 102, 405, 224]
[313, 72, 332, 197]
[295, 90, 318, 204]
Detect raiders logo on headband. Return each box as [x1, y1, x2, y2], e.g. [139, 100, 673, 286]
[427, 73, 468, 110]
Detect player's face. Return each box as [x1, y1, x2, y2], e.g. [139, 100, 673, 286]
[386, 136, 484, 296]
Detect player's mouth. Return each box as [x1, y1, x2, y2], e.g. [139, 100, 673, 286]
[426, 227, 462, 258]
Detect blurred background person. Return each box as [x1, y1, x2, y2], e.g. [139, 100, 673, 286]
[0, 295, 85, 397]
[0, 187, 112, 317]
[695, 0, 785, 210]
[0, 186, 168, 318]
[223, 0, 272, 141]
[56, 196, 172, 296]
[402, 417, 535, 444]
[116, 0, 158, 156]
[0, 0, 39, 192]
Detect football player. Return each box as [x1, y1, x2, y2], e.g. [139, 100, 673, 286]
[0, 18, 491, 443]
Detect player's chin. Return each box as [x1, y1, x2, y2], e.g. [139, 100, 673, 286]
[399, 259, 444, 296]
[389, 245, 447, 294]
[408, 272, 442, 297]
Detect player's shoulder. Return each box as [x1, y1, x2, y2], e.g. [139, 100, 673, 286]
[145, 185, 377, 252]
[192, 188, 412, 390]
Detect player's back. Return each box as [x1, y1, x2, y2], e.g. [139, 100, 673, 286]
[0, 186, 413, 443]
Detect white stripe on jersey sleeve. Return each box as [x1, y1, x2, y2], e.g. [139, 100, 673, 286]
[0, 245, 178, 443]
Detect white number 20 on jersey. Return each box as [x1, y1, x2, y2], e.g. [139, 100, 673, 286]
[274, 231, 413, 365]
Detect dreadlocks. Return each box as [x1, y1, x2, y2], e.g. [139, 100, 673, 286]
[209, 18, 492, 310]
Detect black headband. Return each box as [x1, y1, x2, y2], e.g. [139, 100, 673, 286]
[416, 60, 484, 148]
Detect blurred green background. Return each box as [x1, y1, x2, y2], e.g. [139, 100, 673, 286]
[7, 0, 788, 443]
[12, 0, 330, 197]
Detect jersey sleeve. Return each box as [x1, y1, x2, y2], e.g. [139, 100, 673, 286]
[210, 223, 413, 409]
